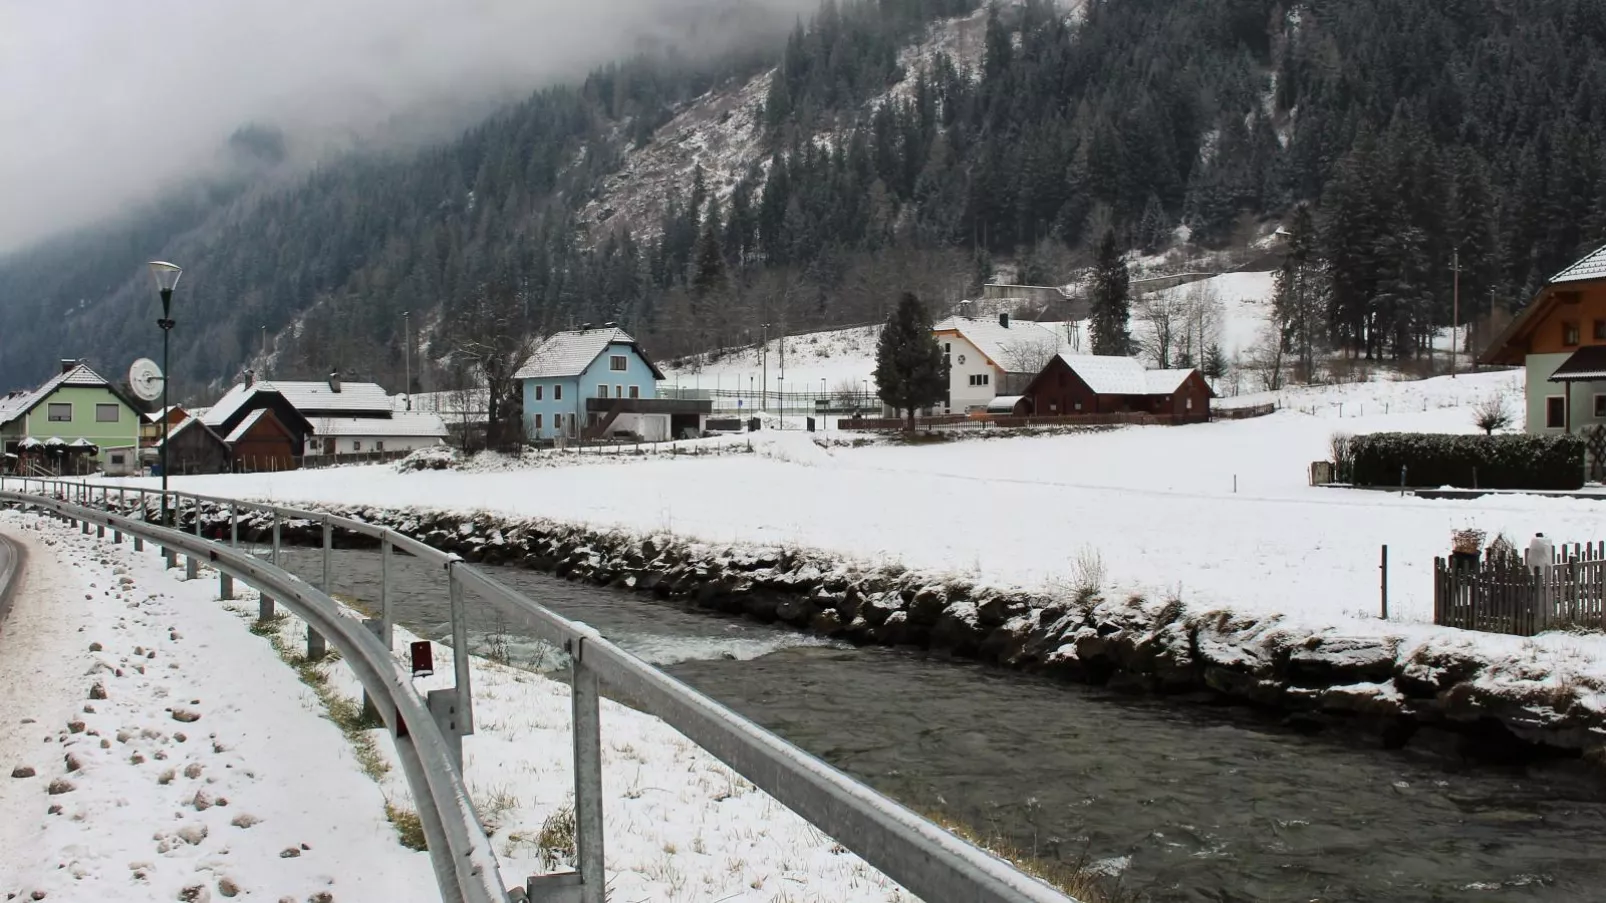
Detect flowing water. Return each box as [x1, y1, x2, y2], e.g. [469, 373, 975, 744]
[268, 545, 1606, 902]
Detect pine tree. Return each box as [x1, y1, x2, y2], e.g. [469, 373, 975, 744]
[691, 200, 726, 296]
[1201, 343, 1227, 380]
[1273, 204, 1327, 380]
[1088, 229, 1132, 355]
[874, 292, 947, 431]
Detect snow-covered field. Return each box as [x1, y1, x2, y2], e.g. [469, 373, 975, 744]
[663, 324, 883, 398]
[0, 514, 915, 902]
[93, 369, 1579, 636]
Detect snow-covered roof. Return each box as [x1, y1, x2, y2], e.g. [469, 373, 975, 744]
[203, 379, 391, 428]
[985, 395, 1027, 412]
[1144, 369, 1197, 394]
[154, 417, 224, 450]
[1055, 354, 1150, 395]
[309, 412, 448, 438]
[0, 363, 112, 426]
[515, 327, 665, 381]
[143, 405, 185, 423]
[1550, 243, 1606, 285]
[933, 317, 1064, 374]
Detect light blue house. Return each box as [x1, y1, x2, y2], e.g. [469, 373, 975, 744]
[516, 325, 709, 442]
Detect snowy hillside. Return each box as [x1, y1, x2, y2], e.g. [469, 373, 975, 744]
[662, 324, 883, 396]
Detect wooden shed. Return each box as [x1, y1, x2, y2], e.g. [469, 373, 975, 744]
[225, 408, 298, 472]
[156, 418, 231, 475]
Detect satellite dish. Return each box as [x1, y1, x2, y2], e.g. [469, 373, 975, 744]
[129, 358, 165, 403]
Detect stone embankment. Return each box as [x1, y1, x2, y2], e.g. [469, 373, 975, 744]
[158, 499, 1606, 762]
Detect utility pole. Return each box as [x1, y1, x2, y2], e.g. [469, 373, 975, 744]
[404, 310, 412, 409]
[761, 322, 770, 414]
[1451, 249, 1460, 378]
[260, 326, 268, 375]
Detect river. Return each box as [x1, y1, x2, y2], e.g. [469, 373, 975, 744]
[267, 545, 1606, 902]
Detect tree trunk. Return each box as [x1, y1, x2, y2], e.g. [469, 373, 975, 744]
[906, 406, 916, 434]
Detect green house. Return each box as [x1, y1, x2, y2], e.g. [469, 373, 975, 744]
[0, 360, 143, 471]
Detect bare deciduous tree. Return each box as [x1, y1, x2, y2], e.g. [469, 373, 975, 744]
[1242, 319, 1288, 391]
[449, 281, 539, 452]
[1180, 283, 1225, 368]
[1136, 289, 1188, 368]
[1472, 393, 1514, 434]
[997, 332, 1061, 374]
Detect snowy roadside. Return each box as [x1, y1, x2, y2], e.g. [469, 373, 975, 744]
[0, 512, 433, 903]
[0, 510, 922, 903]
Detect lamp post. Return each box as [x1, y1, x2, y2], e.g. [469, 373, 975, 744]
[148, 261, 181, 526]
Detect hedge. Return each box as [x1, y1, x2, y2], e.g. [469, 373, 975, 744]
[1347, 432, 1585, 491]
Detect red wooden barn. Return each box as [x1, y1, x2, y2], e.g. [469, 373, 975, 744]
[1023, 354, 1214, 422]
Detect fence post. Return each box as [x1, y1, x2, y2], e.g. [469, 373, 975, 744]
[1400, 465, 1408, 496]
[1380, 545, 1389, 619]
[568, 637, 606, 903]
[230, 503, 238, 548]
[220, 572, 234, 601]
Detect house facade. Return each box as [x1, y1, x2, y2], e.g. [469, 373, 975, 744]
[1481, 244, 1606, 435]
[517, 325, 710, 442]
[304, 412, 448, 456]
[931, 314, 1067, 415]
[0, 361, 142, 468]
[155, 417, 231, 475]
[1023, 354, 1213, 421]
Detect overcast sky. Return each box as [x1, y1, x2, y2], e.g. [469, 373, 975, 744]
[0, 0, 810, 252]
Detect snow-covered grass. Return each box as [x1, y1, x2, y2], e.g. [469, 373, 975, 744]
[0, 512, 926, 902]
[94, 369, 1584, 640]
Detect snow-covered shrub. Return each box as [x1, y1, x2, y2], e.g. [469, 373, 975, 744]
[395, 446, 460, 472]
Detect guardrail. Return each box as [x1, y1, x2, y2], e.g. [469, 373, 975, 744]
[0, 483, 507, 903]
[1, 476, 1080, 903]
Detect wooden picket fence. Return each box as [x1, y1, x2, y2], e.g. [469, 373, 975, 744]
[1434, 542, 1606, 636]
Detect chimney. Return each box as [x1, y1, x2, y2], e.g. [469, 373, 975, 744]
[603, 321, 617, 329]
[999, 313, 1010, 329]
[244, 369, 255, 388]
[60, 359, 77, 374]
[328, 369, 342, 393]
[580, 322, 593, 331]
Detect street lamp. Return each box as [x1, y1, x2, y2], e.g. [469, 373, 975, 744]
[148, 261, 181, 526]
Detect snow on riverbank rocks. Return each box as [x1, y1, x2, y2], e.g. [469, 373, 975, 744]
[189, 500, 1606, 763]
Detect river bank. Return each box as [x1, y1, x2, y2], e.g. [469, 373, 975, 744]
[150, 496, 1606, 765]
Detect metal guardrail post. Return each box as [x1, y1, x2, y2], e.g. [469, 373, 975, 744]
[381, 533, 394, 648]
[307, 517, 332, 661]
[447, 559, 474, 737]
[570, 639, 606, 903]
[230, 503, 238, 548]
[221, 571, 234, 601]
[272, 510, 281, 566]
[186, 553, 199, 580]
[164, 547, 177, 569]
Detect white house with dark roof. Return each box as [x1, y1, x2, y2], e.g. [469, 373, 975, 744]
[930, 314, 1071, 414]
[201, 371, 443, 461]
[305, 412, 449, 456]
[516, 325, 710, 442]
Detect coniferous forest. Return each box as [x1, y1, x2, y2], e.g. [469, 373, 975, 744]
[3, 0, 1606, 396]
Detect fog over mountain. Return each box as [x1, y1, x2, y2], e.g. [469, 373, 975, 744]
[0, 0, 814, 252]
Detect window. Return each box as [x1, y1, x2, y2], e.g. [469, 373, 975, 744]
[353, 440, 363, 451]
[95, 404, 120, 422]
[1547, 396, 1567, 429]
[110, 454, 125, 465]
[1595, 320, 1606, 341]
[554, 384, 562, 401]
[610, 355, 627, 372]
[376, 441, 385, 452]
[629, 385, 640, 399]
[534, 413, 543, 430]
[615, 385, 623, 399]
[944, 343, 950, 352]
[535, 385, 543, 401]
[967, 373, 990, 387]
[1595, 395, 1606, 419]
[47, 403, 71, 422]
[598, 384, 609, 399]
[1186, 397, 1194, 410]
[1564, 322, 1581, 346]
